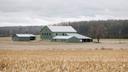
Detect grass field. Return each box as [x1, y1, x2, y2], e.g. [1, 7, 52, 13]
[0, 37, 128, 72]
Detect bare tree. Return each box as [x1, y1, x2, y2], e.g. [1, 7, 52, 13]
[90, 24, 105, 43]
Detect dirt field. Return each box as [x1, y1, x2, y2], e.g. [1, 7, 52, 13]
[0, 37, 128, 72]
[0, 37, 128, 50]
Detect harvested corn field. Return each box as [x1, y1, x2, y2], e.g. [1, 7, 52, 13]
[0, 50, 128, 72]
[0, 37, 128, 72]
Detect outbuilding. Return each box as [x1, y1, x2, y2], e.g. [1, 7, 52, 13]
[52, 33, 93, 43]
[67, 33, 93, 42]
[12, 34, 36, 41]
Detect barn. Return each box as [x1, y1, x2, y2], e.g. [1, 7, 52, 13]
[12, 34, 36, 41]
[40, 26, 93, 43]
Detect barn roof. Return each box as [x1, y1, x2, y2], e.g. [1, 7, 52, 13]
[67, 33, 92, 39]
[16, 34, 35, 37]
[47, 26, 77, 32]
[53, 33, 92, 40]
[53, 36, 73, 39]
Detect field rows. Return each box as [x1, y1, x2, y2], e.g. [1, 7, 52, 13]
[0, 50, 128, 72]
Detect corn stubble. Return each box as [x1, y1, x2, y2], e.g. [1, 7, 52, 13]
[0, 50, 128, 72]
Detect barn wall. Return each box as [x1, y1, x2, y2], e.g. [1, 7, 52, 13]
[68, 37, 81, 43]
[52, 37, 81, 43]
[12, 36, 36, 41]
[40, 26, 52, 40]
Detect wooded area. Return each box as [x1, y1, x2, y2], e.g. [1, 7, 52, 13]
[0, 20, 128, 39]
[56, 20, 128, 39]
[0, 26, 42, 37]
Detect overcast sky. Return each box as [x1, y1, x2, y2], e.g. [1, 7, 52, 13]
[0, 0, 128, 26]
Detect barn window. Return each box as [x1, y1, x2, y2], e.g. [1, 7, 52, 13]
[48, 33, 49, 35]
[44, 33, 47, 35]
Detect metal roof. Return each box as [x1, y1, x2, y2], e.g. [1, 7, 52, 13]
[67, 33, 92, 39]
[16, 34, 36, 37]
[47, 26, 77, 32]
[53, 36, 73, 39]
[53, 33, 92, 40]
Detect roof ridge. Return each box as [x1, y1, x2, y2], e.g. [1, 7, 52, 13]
[46, 26, 77, 32]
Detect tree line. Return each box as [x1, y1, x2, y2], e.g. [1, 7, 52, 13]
[55, 20, 128, 39]
[0, 26, 42, 37]
[0, 20, 128, 40]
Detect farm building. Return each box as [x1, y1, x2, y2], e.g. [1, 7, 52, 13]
[40, 26, 93, 42]
[12, 34, 36, 41]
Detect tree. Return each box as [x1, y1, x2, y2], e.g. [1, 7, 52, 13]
[90, 24, 105, 43]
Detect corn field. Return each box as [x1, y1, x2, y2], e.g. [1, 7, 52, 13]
[0, 50, 128, 72]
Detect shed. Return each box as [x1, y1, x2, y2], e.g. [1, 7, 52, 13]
[52, 34, 93, 43]
[67, 33, 93, 42]
[52, 36, 73, 42]
[12, 34, 36, 41]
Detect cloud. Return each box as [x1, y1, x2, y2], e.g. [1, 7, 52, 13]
[0, 0, 128, 26]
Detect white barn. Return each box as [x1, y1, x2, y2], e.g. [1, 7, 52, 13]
[40, 26, 93, 42]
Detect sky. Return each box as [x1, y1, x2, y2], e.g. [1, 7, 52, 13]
[0, 0, 128, 27]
